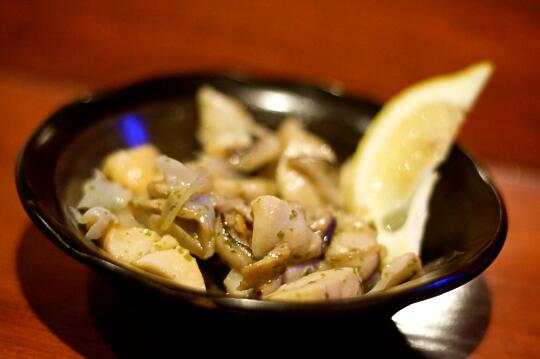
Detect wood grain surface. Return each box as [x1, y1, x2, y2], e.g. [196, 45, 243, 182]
[0, 1, 539, 357]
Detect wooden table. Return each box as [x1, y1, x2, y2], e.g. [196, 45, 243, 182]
[1, 1, 539, 357]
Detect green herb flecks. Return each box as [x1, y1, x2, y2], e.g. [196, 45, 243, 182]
[289, 209, 297, 221]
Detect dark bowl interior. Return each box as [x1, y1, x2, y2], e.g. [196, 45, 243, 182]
[16, 73, 507, 316]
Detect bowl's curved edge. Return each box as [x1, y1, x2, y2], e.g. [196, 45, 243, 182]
[14, 72, 508, 316]
[14, 101, 209, 306]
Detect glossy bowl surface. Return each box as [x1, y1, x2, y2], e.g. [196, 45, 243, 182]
[16, 73, 507, 315]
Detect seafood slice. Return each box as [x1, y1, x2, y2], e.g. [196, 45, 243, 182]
[240, 196, 323, 289]
[133, 248, 206, 292]
[78, 206, 118, 240]
[101, 226, 159, 262]
[371, 253, 422, 292]
[250, 195, 321, 260]
[197, 86, 256, 158]
[102, 144, 159, 194]
[265, 268, 362, 301]
[198, 86, 281, 171]
[77, 170, 132, 213]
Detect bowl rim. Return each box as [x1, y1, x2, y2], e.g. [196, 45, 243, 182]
[15, 72, 508, 314]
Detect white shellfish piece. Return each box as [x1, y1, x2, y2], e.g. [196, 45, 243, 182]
[265, 268, 362, 301]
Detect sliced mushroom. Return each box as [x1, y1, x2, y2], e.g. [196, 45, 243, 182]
[138, 156, 217, 258]
[240, 196, 323, 290]
[173, 195, 216, 258]
[240, 242, 291, 289]
[324, 228, 380, 280]
[130, 206, 204, 258]
[229, 132, 281, 172]
[276, 118, 338, 207]
[130, 195, 216, 259]
[170, 219, 215, 259]
[221, 210, 252, 246]
[214, 195, 253, 223]
[265, 268, 363, 301]
[370, 253, 423, 292]
[214, 214, 254, 271]
[224, 269, 253, 297]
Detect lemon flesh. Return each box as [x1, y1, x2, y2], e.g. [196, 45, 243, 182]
[347, 62, 493, 260]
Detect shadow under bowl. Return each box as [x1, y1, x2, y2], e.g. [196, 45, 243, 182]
[15, 73, 507, 316]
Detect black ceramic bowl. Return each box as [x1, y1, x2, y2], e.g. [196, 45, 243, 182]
[16, 73, 507, 316]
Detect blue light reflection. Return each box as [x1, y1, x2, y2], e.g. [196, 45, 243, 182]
[120, 114, 148, 147]
[424, 275, 455, 290]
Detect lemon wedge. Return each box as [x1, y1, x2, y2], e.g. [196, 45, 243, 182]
[347, 62, 493, 261]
